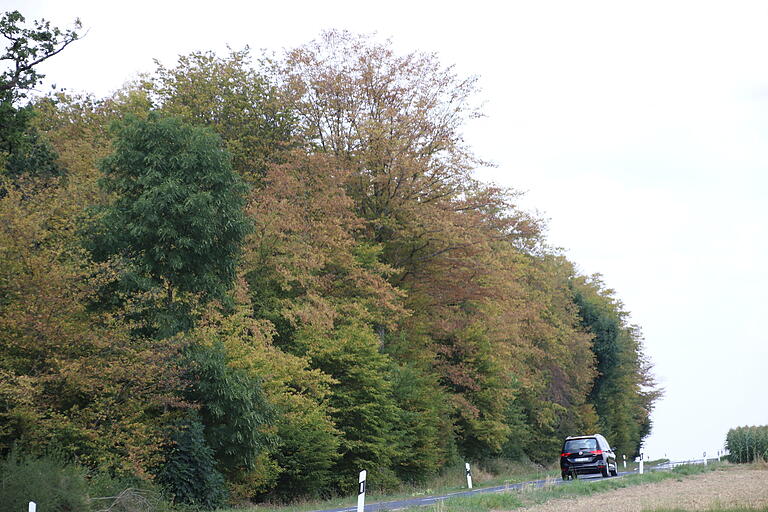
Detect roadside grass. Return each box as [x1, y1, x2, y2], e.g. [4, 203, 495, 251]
[218, 462, 730, 512]
[217, 461, 558, 512]
[396, 462, 726, 512]
[218, 459, 768, 512]
[745, 458, 768, 470]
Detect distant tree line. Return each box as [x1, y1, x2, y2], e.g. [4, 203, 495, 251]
[0, 11, 661, 509]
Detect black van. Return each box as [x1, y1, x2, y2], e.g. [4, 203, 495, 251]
[560, 434, 618, 480]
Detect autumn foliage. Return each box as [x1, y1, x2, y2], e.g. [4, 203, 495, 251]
[0, 20, 659, 508]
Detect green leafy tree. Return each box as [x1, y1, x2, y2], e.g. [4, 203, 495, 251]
[2, 126, 63, 180]
[271, 405, 339, 498]
[388, 363, 454, 481]
[156, 417, 228, 510]
[152, 48, 294, 180]
[189, 301, 341, 500]
[183, 342, 275, 478]
[295, 321, 402, 492]
[90, 113, 251, 336]
[571, 275, 661, 457]
[0, 10, 80, 178]
[0, 10, 80, 99]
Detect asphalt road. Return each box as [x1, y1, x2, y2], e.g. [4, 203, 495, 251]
[311, 472, 630, 512]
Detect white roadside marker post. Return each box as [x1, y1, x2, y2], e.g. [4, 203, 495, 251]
[703, 451, 707, 466]
[465, 462, 473, 489]
[623, 454, 626, 470]
[29, 502, 37, 512]
[639, 453, 644, 474]
[357, 470, 366, 512]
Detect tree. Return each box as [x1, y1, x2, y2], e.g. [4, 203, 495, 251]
[90, 113, 251, 337]
[503, 254, 598, 462]
[0, 10, 80, 99]
[2, 125, 63, 180]
[295, 321, 403, 492]
[388, 362, 455, 481]
[242, 150, 404, 346]
[28, 84, 159, 186]
[571, 275, 661, 457]
[156, 417, 228, 510]
[182, 342, 275, 480]
[189, 300, 341, 500]
[1, 10, 80, 178]
[279, 31, 549, 464]
[0, 178, 183, 478]
[279, 30, 484, 256]
[151, 48, 294, 180]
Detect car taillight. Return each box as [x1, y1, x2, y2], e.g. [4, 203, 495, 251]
[590, 450, 603, 455]
[561, 453, 571, 457]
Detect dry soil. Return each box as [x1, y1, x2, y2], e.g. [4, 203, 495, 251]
[520, 467, 768, 512]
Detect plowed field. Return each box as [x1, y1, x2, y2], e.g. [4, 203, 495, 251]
[520, 468, 768, 511]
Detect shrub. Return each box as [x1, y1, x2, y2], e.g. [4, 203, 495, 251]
[0, 450, 90, 512]
[726, 425, 768, 463]
[155, 418, 228, 510]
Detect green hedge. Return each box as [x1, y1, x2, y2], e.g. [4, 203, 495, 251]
[725, 425, 768, 463]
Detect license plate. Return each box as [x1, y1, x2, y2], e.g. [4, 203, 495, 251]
[574, 457, 590, 462]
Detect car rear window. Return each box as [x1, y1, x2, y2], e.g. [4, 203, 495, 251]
[564, 438, 598, 452]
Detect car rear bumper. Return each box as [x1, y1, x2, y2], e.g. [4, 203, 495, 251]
[561, 462, 607, 475]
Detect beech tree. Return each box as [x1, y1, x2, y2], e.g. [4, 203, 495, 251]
[151, 48, 294, 179]
[295, 320, 403, 492]
[280, 30, 484, 254]
[279, 30, 562, 462]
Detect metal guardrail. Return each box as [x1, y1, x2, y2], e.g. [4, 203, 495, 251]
[650, 457, 722, 470]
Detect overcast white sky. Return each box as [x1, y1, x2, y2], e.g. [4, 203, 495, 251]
[6, 0, 767, 461]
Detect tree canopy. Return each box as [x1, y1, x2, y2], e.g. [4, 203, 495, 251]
[0, 16, 660, 509]
[89, 113, 251, 336]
